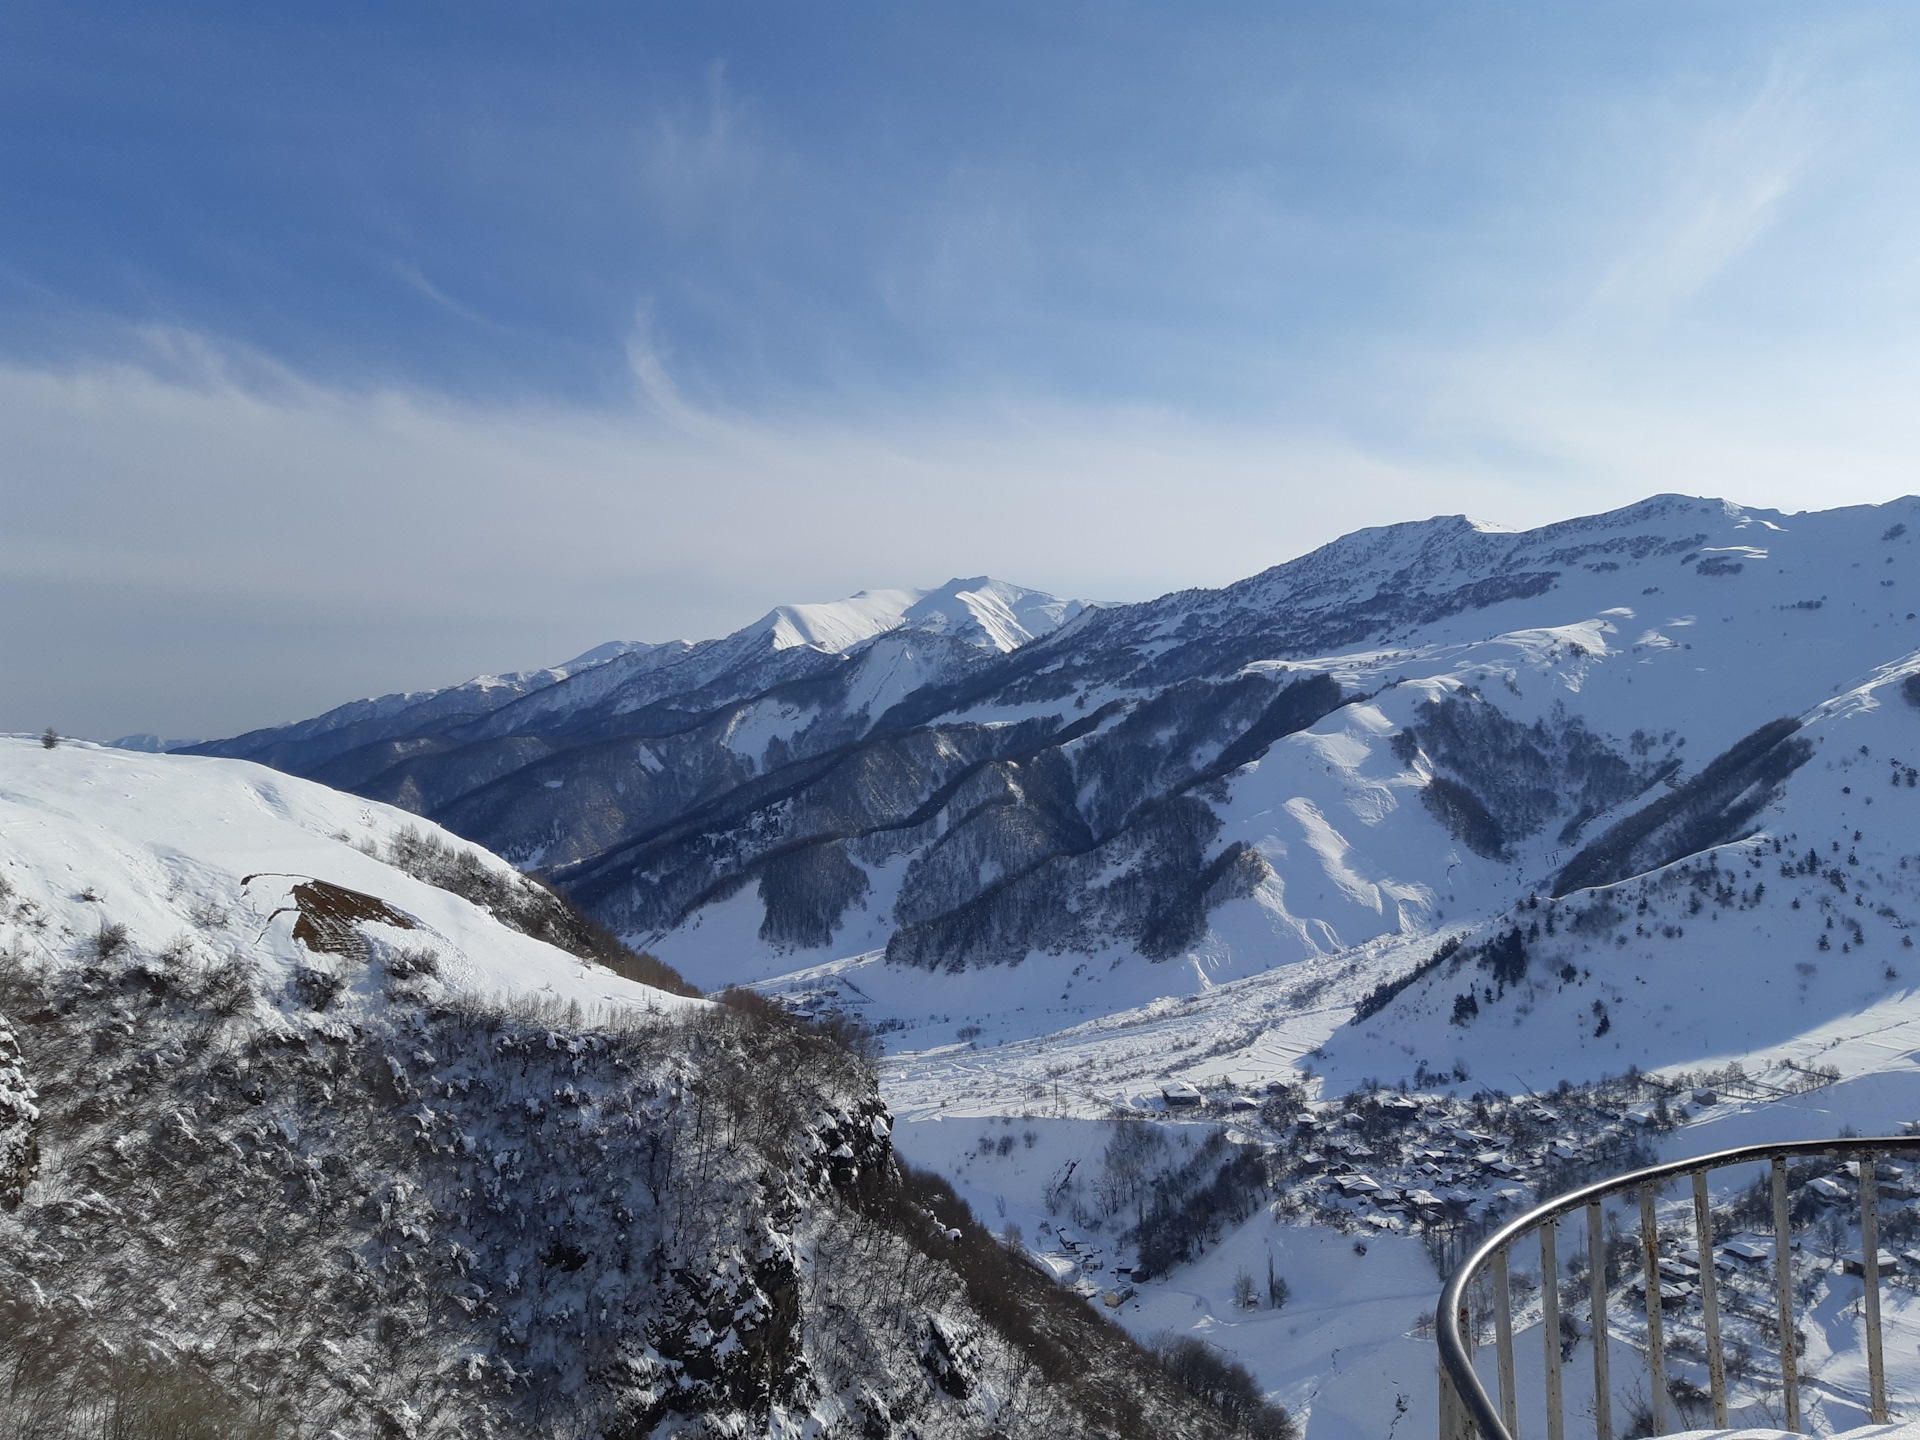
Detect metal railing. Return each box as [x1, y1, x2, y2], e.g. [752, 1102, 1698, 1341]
[1437, 1136, 1920, 1439]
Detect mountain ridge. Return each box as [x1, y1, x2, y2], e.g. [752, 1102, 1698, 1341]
[178, 495, 1920, 1026]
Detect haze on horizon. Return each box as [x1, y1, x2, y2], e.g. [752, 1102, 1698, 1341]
[6, 1, 1920, 741]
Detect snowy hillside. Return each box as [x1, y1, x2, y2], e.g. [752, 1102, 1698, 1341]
[0, 739, 1243, 1440]
[0, 737, 705, 1017]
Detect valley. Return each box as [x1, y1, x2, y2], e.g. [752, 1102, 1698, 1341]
[30, 491, 1920, 1437]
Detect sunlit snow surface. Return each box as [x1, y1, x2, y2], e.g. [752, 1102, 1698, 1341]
[0, 737, 697, 1018]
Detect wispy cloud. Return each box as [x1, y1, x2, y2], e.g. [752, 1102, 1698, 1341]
[1585, 55, 1819, 325]
[636, 62, 764, 239]
[383, 259, 506, 331]
[11, 300, 1915, 740]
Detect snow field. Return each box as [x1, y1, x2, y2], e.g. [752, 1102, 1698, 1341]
[0, 737, 698, 1019]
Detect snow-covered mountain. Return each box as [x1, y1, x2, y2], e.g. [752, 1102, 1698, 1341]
[563, 496, 1920, 994]
[0, 738, 1241, 1440]
[186, 496, 1920, 1019]
[178, 575, 1096, 874]
[756, 577, 1089, 654]
[47, 493, 1920, 1439]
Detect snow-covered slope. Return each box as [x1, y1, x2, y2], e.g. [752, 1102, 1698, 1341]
[0, 738, 1244, 1440]
[0, 736, 692, 1016]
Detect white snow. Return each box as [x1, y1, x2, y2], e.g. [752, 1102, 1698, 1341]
[750, 575, 1090, 657]
[0, 738, 698, 1018]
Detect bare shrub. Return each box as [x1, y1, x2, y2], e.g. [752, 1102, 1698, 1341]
[289, 965, 346, 1011]
[187, 898, 230, 930]
[383, 945, 440, 978]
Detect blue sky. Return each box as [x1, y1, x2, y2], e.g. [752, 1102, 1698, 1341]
[6, 3, 1920, 738]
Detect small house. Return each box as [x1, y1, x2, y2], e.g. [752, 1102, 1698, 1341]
[1657, 1257, 1698, 1283]
[1630, 1278, 1693, 1310]
[1843, 1250, 1900, 1277]
[1161, 1081, 1203, 1108]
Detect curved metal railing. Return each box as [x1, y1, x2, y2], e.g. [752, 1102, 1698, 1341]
[1437, 1135, 1920, 1439]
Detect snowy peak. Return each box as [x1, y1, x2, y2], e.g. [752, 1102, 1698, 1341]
[752, 576, 1087, 656]
[755, 588, 931, 653]
[899, 577, 1092, 653]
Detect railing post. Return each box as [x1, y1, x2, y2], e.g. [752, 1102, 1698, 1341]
[1638, 1185, 1667, 1436]
[1460, 1289, 1479, 1438]
[1861, 1152, 1888, 1424]
[1588, 1201, 1611, 1440]
[1440, 1360, 1474, 1440]
[1493, 1248, 1518, 1438]
[1772, 1156, 1799, 1432]
[1691, 1170, 1728, 1429]
[1541, 1218, 1565, 1440]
